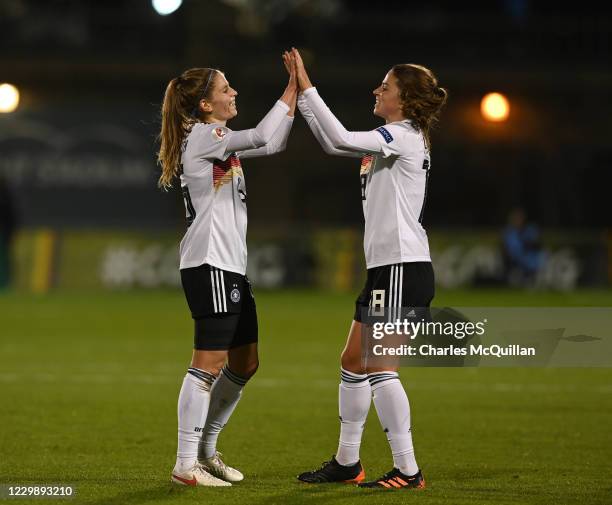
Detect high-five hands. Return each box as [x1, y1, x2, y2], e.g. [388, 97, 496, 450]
[283, 48, 313, 94]
[282, 51, 298, 91]
[291, 47, 313, 92]
[280, 50, 298, 116]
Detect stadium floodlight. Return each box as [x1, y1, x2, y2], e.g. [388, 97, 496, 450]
[481, 92, 510, 122]
[0, 83, 20, 113]
[152, 0, 182, 16]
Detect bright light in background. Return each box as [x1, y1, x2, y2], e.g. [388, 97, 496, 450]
[481, 92, 510, 122]
[152, 0, 182, 16]
[0, 83, 20, 113]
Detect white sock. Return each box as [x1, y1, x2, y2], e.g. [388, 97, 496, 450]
[335, 368, 371, 466]
[199, 366, 247, 460]
[369, 372, 419, 476]
[175, 368, 216, 473]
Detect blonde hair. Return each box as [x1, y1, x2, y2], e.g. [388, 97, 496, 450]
[157, 68, 219, 189]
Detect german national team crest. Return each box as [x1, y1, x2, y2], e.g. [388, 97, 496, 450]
[230, 288, 241, 303]
[360, 154, 373, 175]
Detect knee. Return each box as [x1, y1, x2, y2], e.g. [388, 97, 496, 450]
[230, 359, 259, 380]
[340, 350, 365, 374]
[205, 365, 224, 378]
[243, 359, 259, 379]
[190, 348, 228, 378]
[365, 366, 398, 374]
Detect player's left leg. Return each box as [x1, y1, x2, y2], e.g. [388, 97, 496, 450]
[358, 366, 424, 488]
[358, 262, 434, 490]
[198, 343, 258, 476]
[199, 277, 259, 482]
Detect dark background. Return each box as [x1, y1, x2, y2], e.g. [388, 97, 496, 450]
[1, 0, 610, 230]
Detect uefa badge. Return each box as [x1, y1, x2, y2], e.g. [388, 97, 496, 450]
[212, 127, 227, 141]
[230, 288, 241, 303]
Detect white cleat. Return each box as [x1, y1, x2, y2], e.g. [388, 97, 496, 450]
[171, 463, 232, 487]
[200, 451, 244, 483]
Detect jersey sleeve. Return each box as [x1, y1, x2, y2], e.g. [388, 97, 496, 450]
[186, 123, 234, 161]
[302, 87, 405, 158]
[297, 93, 362, 158]
[187, 100, 290, 161]
[237, 114, 294, 159]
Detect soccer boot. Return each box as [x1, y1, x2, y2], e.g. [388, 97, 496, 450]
[297, 456, 365, 484]
[171, 462, 232, 487]
[358, 467, 425, 489]
[199, 451, 244, 483]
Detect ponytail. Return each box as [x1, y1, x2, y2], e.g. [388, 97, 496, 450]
[158, 78, 189, 189]
[156, 68, 219, 189]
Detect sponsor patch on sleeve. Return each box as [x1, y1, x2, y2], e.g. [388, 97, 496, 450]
[375, 126, 393, 144]
[212, 127, 228, 141]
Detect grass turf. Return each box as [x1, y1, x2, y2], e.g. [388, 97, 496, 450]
[0, 288, 611, 505]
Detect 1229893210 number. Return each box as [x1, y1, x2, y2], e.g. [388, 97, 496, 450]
[2, 485, 75, 498]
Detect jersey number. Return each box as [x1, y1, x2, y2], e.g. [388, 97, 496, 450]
[418, 159, 430, 224]
[182, 185, 196, 227]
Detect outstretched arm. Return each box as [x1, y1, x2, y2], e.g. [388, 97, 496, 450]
[237, 114, 293, 158]
[285, 49, 360, 158]
[221, 100, 290, 155]
[222, 56, 297, 155]
[293, 48, 398, 157]
[297, 94, 361, 158]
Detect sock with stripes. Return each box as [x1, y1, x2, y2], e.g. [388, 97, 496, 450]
[175, 367, 216, 473]
[369, 371, 419, 476]
[199, 366, 249, 460]
[335, 368, 371, 466]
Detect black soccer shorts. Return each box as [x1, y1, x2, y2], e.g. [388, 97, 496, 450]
[354, 262, 435, 322]
[180, 263, 258, 350]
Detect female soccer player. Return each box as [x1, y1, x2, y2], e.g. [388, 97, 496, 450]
[157, 62, 297, 486]
[290, 48, 447, 489]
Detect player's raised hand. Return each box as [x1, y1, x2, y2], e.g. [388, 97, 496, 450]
[283, 51, 298, 90]
[280, 51, 298, 116]
[291, 47, 313, 92]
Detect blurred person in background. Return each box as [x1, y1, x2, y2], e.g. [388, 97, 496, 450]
[502, 207, 546, 286]
[0, 176, 17, 290]
[157, 62, 297, 487]
[290, 48, 447, 490]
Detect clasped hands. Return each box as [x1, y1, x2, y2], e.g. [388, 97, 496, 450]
[283, 47, 313, 94]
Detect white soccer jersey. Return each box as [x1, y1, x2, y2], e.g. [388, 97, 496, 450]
[299, 88, 431, 269]
[179, 100, 292, 274]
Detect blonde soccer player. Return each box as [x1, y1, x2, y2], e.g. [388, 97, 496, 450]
[288, 48, 447, 489]
[157, 61, 297, 486]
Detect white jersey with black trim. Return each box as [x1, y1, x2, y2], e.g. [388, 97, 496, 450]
[178, 100, 292, 274]
[299, 88, 431, 269]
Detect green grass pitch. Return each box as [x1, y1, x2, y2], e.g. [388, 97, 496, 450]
[1, 288, 611, 504]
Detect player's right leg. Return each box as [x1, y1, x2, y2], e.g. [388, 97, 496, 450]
[172, 349, 231, 487]
[297, 320, 368, 484]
